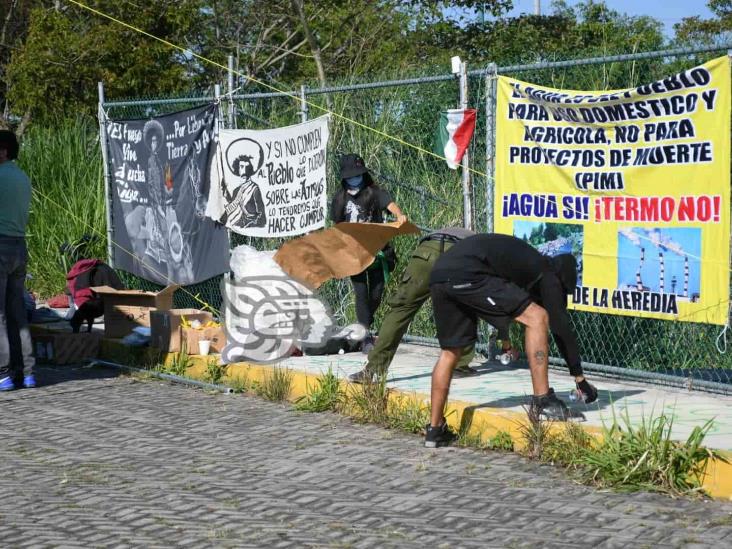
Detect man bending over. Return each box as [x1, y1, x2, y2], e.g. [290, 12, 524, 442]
[424, 233, 597, 447]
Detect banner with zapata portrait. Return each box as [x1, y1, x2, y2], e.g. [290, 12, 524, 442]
[106, 104, 230, 285]
[205, 115, 330, 237]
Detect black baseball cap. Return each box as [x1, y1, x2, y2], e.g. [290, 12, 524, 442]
[339, 153, 369, 180]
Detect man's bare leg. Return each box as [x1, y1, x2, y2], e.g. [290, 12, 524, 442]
[514, 303, 550, 395]
[430, 347, 460, 427]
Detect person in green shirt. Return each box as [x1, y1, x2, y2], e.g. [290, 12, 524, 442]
[0, 130, 35, 391]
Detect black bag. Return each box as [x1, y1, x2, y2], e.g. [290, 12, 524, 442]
[382, 244, 398, 273]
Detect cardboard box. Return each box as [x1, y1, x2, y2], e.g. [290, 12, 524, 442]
[150, 309, 213, 353]
[182, 325, 226, 355]
[34, 332, 102, 365]
[91, 285, 179, 338]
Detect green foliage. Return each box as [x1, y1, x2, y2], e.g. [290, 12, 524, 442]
[204, 358, 228, 385]
[517, 413, 552, 460]
[295, 368, 344, 412]
[255, 366, 293, 402]
[18, 116, 106, 297]
[519, 405, 724, 497]
[2, 0, 678, 122]
[228, 375, 250, 394]
[429, 1, 664, 83]
[166, 342, 193, 376]
[456, 428, 487, 449]
[576, 409, 725, 496]
[344, 374, 390, 424]
[342, 380, 430, 434]
[674, 0, 732, 46]
[385, 394, 431, 433]
[487, 430, 515, 452]
[6, 1, 206, 121]
[2, 0, 514, 121]
[541, 422, 594, 466]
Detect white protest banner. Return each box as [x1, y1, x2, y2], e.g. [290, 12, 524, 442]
[206, 115, 330, 237]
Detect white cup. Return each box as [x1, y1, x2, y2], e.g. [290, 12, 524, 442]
[198, 340, 211, 356]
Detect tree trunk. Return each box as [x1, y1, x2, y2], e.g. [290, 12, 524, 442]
[1, 0, 20, 47]
[290, 0, 331, 111]
[16, 109, 31, 138]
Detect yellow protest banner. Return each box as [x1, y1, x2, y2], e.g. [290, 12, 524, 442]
[495, 56, 730, 325]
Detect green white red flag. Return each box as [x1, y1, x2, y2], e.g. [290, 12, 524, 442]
[433, 108, 477, 169]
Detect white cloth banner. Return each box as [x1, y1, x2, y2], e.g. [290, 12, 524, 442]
[206, 115, 330, 237]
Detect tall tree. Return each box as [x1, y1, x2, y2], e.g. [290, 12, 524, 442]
[673, 0, 732, 45]
[5, 0, 207, 122]
[0, 0, 47, 127]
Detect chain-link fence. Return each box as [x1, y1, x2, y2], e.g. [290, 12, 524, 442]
[100, 42, 732, 394]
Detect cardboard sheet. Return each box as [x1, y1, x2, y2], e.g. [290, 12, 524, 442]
[273, 221, 420, 288]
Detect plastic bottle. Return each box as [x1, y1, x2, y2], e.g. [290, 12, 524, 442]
[568, 388, 585, 402]
[495, 352, 512, 366]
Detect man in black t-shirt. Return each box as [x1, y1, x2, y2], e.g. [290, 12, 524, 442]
[424, 233, 598, 448]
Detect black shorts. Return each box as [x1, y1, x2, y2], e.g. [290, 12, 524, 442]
[430, 277, 531, 348]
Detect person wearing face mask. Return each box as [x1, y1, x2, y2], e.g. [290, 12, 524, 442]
[330, 154, 406, 353]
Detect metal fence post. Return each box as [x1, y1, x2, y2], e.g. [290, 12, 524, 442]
[300, 84, 309, 123]
[459, 60, 473, 230]
[97, 81, 115, 267]
[485, 63, 497, 234]
[227, 55, 236, 128]
[214, 84, 224, 130]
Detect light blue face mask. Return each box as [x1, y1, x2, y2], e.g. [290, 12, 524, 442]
[345, 174, 364, 196]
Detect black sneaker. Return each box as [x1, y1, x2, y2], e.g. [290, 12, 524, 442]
[576, 379, 598, 404]
[348, 369, 374, 384]
[424, 419, 457, 448]
[453, 366, 480, 378]
[530, 388, 576, 422]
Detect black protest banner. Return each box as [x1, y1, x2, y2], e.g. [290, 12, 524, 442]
[106, 105, 229, 285]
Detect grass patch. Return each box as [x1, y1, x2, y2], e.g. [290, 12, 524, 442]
[203, 358, 228, 385]
[576, 409, 724, 497]
[385, 393, 430, 434]
[456, 429, 487, 449]
[165, 343, 193, 377]
[541, 421, 595, 467]
[228, 374, 250, 394]
[487, 430, 515, 452]
[20, 117, 106, 298]
[517, 411, 552, 460]
[295, 368, 344, 413]
[516, 404, 724, 497]
[344, 374, 389, 424]
[255, 366, 293, 402]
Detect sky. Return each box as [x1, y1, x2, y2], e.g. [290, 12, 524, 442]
[507, 0, 715, 36]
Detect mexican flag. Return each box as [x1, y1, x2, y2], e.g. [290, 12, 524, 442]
[433, 108, 477, 169]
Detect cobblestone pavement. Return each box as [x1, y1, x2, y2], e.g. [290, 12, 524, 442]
[1, 365, 732, 548]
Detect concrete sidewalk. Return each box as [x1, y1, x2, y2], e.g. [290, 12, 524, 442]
[4, 364, 732, 548]
[280, 343, 732, 452]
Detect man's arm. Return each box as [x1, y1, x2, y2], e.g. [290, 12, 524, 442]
[539, 274, 583, 378]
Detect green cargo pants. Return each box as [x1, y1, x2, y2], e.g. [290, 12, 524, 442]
[366, 239, 475, 375]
